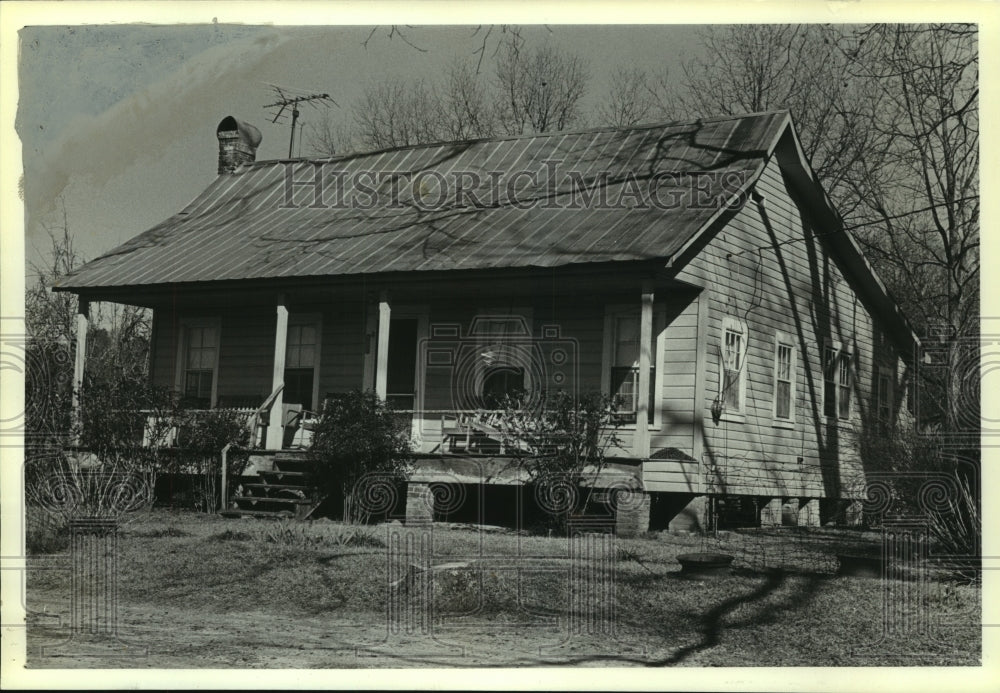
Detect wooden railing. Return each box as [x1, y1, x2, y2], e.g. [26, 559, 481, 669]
[249, 384, 285, 448]
[138, 385, 286, 449]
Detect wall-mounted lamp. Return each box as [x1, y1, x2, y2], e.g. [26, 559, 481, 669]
[710, 396, 724, 424]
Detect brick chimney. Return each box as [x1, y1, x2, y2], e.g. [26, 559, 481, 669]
[216, 116, 262, 174]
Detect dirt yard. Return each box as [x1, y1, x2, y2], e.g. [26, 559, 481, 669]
[22, 507, 981, 668]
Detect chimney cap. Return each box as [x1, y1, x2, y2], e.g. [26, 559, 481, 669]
[216, 116, 262, 148]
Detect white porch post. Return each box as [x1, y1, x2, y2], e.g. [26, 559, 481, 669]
[72, 298, 89, 443]
[634, 282, 654, 458]
[266, 294, 289, 449]
[375, 290, 391, 400]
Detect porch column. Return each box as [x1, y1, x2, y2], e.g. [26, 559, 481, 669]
[72, 298, 89, 443]
[634, 281, 654, 458]
[266, 294, 289, 449]
[374, 290, 391, 400]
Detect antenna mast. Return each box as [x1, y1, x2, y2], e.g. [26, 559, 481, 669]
[263, 83, 337, 158]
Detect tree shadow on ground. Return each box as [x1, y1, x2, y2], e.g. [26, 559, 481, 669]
[355, 567, 830, 667]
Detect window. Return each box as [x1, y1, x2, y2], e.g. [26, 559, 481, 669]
[720, 317, 747, 414]
[482, 366, 526, 408]
[838, 352, 852, 419]
[284, 320, 320, 409]
[178, 321, 219, 408]
[772, 333, 796, 422]
[470, 311, 532, 409]
[609, 314, 655, 424]
[823, 341, 852, 421]
[877, 367, 893, 433]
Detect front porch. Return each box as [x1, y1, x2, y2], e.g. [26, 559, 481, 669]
[73, 266, 707, 463]
[70, 267, 710, 533]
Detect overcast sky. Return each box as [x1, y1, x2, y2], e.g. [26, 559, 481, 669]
[17, 24, 704, 271]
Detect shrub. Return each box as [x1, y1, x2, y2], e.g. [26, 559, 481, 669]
[307, 390, 413, 524]
[857, 420, 980, 583]
[172, 409, 253, 513]
[499, 390, 624, 533]
[24, 374, 174, 522]
[856, 422, 950, 519]
[25, 509, 69, 555]
[928, 471, 981, 584]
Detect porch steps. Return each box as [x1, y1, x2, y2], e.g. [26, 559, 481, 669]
[221, 451, 327, 521]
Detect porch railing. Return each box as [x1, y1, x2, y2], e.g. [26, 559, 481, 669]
[138, 384, 286, 449]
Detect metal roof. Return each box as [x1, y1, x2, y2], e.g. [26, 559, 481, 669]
[56, 111, 791, 290]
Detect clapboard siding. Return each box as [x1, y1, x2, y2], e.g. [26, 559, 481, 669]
[675, 155, 914, 500]
[149, 308, 176, 390]
[217, 311, 275, 400]
[318, 304, 365, 396]
[642, 461, 702, 493]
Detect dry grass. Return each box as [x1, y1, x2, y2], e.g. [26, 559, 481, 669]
[25, 507, 981, 667]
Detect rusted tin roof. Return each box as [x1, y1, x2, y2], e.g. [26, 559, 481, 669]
[57, 111, 791, 290]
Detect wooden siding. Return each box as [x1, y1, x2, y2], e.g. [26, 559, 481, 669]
[675, 156, 915, 500]
[318, 304, 366, 397]
[150, 307, 176, 391]
[217, 310, 277, 402]
[149, 302, 368, 407]
[644, 290, 703, 492]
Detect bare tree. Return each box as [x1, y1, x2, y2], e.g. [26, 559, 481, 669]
[307, 112, 358, 157]
[595, 66, 674, 128]
[26, 202, 153, 445]
[837, 24, 978, 433]
[494, 36, 590, 135]
[435, 58, 497, 141]
[678, 25, 877, 213]
[26, 205, 80, 347]
[349, 35, 590, 148]
[352, 78, 444, 150]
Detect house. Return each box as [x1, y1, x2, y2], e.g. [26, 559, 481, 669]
[54, 111, 919, 534]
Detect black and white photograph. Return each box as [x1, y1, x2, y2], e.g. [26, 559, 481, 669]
[0, 2, 994, 689]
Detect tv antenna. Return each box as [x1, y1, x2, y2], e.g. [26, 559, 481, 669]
[263, 83, 338, 158]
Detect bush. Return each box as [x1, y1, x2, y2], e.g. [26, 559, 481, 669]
[857, 420, 980, 583]
[77, 374, 175, 459]
[307, 390, 413, 523]
[499, 390, 624, 533]
[856, 423, 950, 519]
[171, 409, 253, 513]
[24, 374, 175, 521]
[25, 509, 69, 555]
